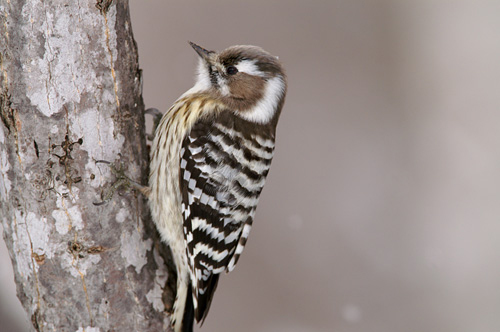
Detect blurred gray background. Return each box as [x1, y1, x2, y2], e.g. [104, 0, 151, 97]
[2, 0, 500, 331]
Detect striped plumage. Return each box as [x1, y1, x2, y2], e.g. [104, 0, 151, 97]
[149, 43, 286, 332]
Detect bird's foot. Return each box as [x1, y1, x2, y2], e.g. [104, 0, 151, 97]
[146, 108, 163, 141]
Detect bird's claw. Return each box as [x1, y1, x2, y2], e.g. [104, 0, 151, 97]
[146, 108, 163, 141]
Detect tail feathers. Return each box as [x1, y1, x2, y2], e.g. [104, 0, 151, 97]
[194, 274, 220, 325]
[171, 282, 194, 332]
[172, 274, 220, 331]
[182, 286, 195, 332]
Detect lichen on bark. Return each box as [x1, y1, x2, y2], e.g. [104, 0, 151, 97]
[0, 1, 171, 331]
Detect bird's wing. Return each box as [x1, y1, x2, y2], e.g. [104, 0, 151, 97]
[179, 112, 275, 322]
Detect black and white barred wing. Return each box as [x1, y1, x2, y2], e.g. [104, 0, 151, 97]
[179, 117, 275, 320]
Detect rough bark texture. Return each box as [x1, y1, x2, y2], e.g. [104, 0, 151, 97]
[0, 1, 171, 331]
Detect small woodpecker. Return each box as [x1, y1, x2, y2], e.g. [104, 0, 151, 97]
[148, 42, 287, 332]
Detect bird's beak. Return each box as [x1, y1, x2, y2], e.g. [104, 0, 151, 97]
[189, 41, 213, 62]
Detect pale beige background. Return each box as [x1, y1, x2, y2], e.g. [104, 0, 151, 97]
[2, 1, 500, 331]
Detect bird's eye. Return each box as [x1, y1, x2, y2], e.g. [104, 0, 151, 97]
[226, 66, 238, 75]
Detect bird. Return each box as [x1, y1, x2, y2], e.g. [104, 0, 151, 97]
[148, 42, 287, 332]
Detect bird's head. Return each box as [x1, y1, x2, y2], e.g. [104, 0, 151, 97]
[188, 42, 287, 125]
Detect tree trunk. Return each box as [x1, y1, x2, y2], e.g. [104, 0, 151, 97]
[0, 1, 171, 330]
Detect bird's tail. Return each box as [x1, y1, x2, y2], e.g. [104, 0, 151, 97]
[171, 280, 194, 332]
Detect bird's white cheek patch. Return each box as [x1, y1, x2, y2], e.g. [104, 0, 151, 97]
[237, 75, 286, 124]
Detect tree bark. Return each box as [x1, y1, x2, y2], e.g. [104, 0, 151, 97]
[0, 1, 171, 331]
